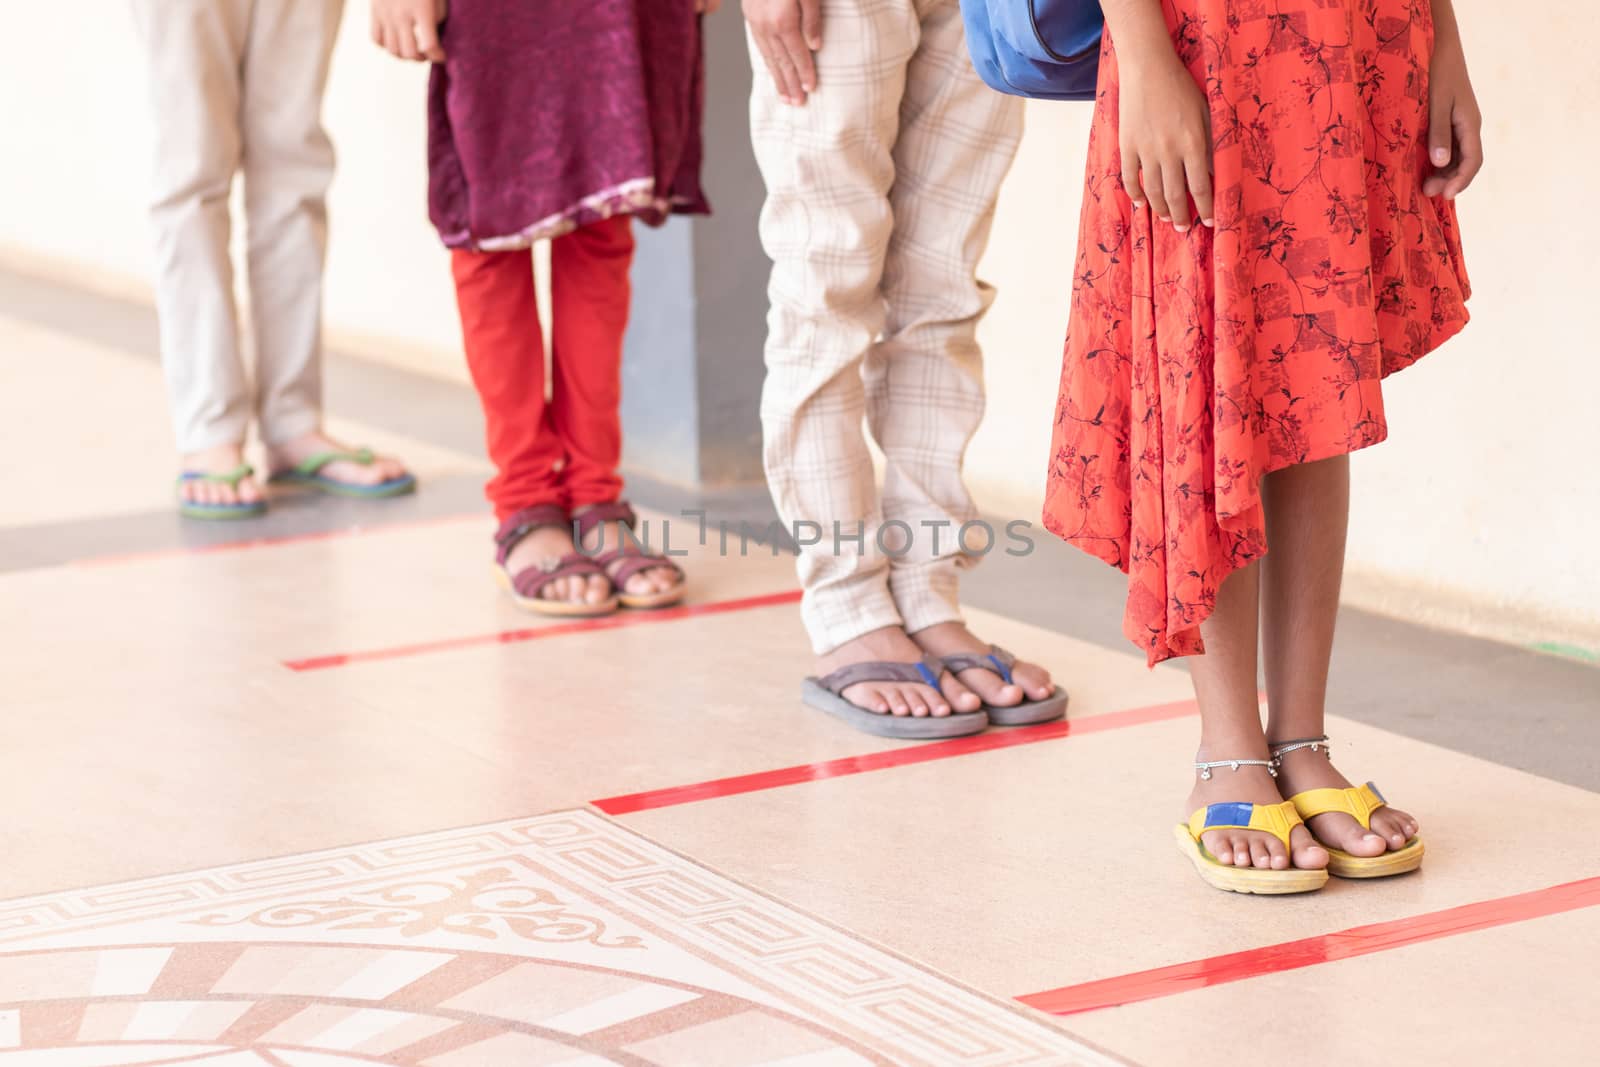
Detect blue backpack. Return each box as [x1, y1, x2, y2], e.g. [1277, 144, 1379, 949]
[959, 0, 1104, 101]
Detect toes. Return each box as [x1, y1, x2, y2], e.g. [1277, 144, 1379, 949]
[1233, 835, 1256, 867]
[903, 689, 931, 718]
[237, 478, 263, 504]
[1289, 826, 1330, 870]
[586, 574, 612, 605]
[884, 689, 911, 717]
[1013, 661, 1055, 701]
[1201, 831, 1231, 864]
[938, 674, 983, 713]
[1265, 835, 1290, 870]
[1248, 838, 1272, 869]
[1374, 809, 1414, 850]
[956, 668, 1022, 708]
[1312, 813, 1385, 857]
[840, 684, 889, 715]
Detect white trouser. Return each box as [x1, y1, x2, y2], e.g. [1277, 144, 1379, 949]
[749, 0, 1024, 653]
[131, 0, 344, 452]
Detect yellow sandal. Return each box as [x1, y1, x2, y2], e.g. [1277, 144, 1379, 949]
[1275, 737, 1425, 879]
[1175, 783, 1329, 895]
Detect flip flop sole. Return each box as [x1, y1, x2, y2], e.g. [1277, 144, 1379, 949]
[1172, 825, 1329, 895]
[1325, 838, 1425, 879]
[178, 502, 268, 521]
[492, 564, 619, 618]
[985, 686, 1069, 726]
[801, 679, 989, 740]
[618, 588, 687, 610]
[269, 472, 417, 498]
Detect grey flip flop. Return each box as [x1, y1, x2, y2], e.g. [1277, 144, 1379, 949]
[940, 644, 1068, 726]
[802, 656, 990, 740]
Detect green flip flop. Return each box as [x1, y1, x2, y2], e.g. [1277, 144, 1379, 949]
[176, 463, 268, 520]
[268, 447, 417, 499]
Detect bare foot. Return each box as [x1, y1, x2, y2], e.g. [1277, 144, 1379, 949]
[574, 507, 682, 598]
[1187, 759, 1329, 872]
[504, 522, 613, 609]
[816, 625, 983, 718]
[178, 443, 264, 509]
[908, 622, 1054, 707]
[1273, 744, 1419, 856]
[267, 430, 409, 487]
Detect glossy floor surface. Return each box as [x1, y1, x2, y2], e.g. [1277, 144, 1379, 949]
[3, 266, 1598, 1066]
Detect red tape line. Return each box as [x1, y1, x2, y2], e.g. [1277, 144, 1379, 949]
[593, 698, 1199, 815]
[1018, 875, 1600, 1016]
[284, 589, 804, 671]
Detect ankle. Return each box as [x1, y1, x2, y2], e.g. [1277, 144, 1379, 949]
[1195, 736, 1271, 763]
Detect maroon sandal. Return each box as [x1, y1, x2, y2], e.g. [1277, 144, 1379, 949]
[573, 501, 686, 610]
[493, 504, 618, 617]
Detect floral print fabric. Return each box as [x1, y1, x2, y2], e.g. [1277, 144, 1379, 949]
[1043, 0, 1471, 665]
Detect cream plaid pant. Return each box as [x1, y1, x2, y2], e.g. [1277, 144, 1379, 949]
[749, 0, 1024, 654]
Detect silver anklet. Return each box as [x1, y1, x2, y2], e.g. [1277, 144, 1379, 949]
[1268, 735, 1331, 765]
[1194, 757, 1277, 780]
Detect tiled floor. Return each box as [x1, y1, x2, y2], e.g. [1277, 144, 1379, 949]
[3, 267, 1598, 1066]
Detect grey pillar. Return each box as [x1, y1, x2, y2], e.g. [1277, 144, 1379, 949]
[619, 12, 769, 499]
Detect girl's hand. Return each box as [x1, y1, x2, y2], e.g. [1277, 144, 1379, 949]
[371, 0, 447, 62]
[743, 0, 822, 106]
[1422, 34, 1483, 199]
[1118, 51, 1213, 232]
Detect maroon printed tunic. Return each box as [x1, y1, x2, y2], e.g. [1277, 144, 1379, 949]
[427, 0, 710, 250]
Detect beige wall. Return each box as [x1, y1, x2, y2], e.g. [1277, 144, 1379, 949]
[2, 3, 1596, 651]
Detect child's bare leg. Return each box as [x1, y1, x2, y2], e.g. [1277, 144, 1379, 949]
[1188, 560, 1328, 871]
[1262, 455, 1417, 852]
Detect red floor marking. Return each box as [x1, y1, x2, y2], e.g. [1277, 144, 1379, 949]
[593, 698, 1199, 815]
[1018, 875, 1600, 1016]
[284, 589, 805, 672]
[73, 513, 484, 569]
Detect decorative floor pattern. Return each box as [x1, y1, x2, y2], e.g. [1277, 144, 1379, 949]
[0, 812, 1116, 1067]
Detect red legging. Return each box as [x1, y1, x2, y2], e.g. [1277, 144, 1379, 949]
[450, 216, 635, 520]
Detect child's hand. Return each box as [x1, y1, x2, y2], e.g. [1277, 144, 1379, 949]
[1118, 51, 1213, 232]
[1422, 39, 1483, 199]
[371, 0, 447, 63]
[743, 0, 822, 106]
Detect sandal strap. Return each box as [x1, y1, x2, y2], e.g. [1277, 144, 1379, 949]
[940, 644, 1016, 684]
[511, 551, 609, 599]
[1288, 783, 1388, 830]
[178, 463, 255, 487]
[1186, 800, 1303, 851]
[815, 656, 947, 695]
[596, 550, 685, 589]
[494, 504, 572, 562]
[572, 500, 637, 543]
[293, 448, 375, 477]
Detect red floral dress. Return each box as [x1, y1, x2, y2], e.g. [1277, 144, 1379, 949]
[1043, 0, 1471, 665]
